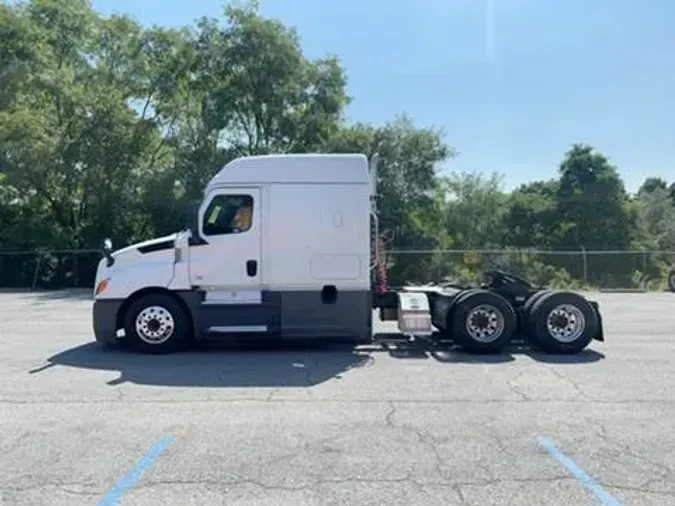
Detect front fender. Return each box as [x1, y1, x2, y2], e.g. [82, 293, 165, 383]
[96, 256, 175, 300]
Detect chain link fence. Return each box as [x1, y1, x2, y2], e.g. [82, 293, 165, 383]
[385, 249, 675, 291]
[0, 249, 103, 290]
[1, 247, 675, 291]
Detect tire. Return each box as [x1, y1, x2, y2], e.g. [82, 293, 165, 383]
[453, 288, 481, 306]
[436, 288, 480, 335]
[450, 290, 517, 353]
[529, 291, 598, 354]
[521, 290, 553, 334]
[668, 270, 675, 292]
[123, 292, 193, 354]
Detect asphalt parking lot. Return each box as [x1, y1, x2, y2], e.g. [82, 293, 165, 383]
[1, 291, 674, 506]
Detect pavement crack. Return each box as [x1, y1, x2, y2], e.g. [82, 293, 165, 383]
[384, 402, 397, 427]
[483, 432, 511, 460]
[593, 423, 675, 481]
[265, 388, 279, 402]
[412, 429, 445, 480]
[455, 476, 570, 486]
[506, 370, 532, 401]
[142, 475, 424, 492]
[609, 484, 675, 496]
[3, 397, 675, 405]
[378, 400, 446, 481]
[138, 475, 572, 493]
[0, 482, 102, 496]
[56, 485, 99, 496]
[454, 484, 467, 504]
[545, 366, 591, 400]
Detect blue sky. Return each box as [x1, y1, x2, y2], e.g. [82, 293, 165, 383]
[91, 0, 675, 192]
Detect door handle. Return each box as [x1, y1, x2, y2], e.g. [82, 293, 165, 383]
[246, 260, 257, 277]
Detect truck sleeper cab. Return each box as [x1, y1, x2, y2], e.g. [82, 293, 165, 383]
[92, 154, 373, 353]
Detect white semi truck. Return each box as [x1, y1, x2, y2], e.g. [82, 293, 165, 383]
[92, 153, 604, 354]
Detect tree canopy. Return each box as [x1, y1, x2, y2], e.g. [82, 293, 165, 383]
[1, 0, 674, 290]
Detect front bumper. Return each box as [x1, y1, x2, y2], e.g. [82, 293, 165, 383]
[92, 299, 124, 344]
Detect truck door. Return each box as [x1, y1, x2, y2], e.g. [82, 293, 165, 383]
[189, 187, 262, 290]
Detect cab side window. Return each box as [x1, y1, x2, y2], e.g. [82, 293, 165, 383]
[202, 194, 254, 236]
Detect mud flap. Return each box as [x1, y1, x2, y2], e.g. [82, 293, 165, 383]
[589, 300, 604, 342]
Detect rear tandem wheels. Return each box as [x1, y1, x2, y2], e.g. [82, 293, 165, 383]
[377, 270, 604, 354]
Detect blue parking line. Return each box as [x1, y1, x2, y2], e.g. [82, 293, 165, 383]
[537, 436, 623, 506]
[98, 436, 173, 506]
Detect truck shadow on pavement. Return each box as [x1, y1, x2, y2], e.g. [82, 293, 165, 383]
[31, 332, 604, 387]
[372, 333, 606, 364]
[30, 340, 375, 387]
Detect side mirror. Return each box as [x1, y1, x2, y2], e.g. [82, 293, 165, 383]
[102, 238, 115, 267]
[175, 229, 191, 247]
[174, 229, 191, 264]
[186, 200, 201, 236]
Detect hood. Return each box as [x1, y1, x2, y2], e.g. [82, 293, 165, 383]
[112, 233, 178, 257]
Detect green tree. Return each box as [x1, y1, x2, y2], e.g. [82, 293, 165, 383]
[326, 116, 453, 285]
[637, 176, 668, 197]
[141, 2, 352, 236]
[502, 179, 559, 249]
[439, 171, 506, 249]
[0, 0, 667, 291]
[552, 144, 637, 286]
[0, 0, 169, 248]
[554, 144, 633, 250]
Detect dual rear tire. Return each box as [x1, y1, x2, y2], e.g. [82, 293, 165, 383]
[448, 289, 516, 354]
[446, 289, 598, 354]
[525, 290, 598, 354]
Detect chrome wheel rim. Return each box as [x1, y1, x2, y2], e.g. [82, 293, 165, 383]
[546, 304, 585, 342]
[465, 304, 505, 343]
[135, 305, 175, 344]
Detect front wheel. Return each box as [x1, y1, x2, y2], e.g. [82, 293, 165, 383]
[123, 292, 193, 354]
